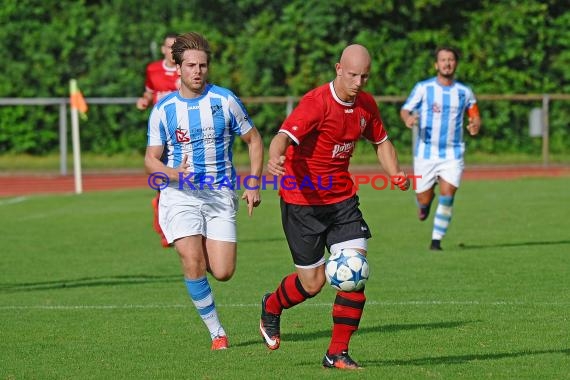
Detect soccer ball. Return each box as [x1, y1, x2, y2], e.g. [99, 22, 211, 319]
[325, 248, 369, 292]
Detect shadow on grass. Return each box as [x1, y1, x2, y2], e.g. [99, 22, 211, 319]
[366, 347, 570, 366]
[234, 320, 473, 348]
[457, 239, 570, 250]
[0, 274, 181, 292]
[240, 236, 285, 244]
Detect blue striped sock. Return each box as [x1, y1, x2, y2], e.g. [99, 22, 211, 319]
[432, 195, 454, 240]
[185, 276, 225, 339]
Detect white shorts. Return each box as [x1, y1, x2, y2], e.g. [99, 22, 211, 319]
[158, 186, 239, 244]
[413, 158, 464, 193]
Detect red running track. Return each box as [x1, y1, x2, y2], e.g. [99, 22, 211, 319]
[1, 165, 569, 198]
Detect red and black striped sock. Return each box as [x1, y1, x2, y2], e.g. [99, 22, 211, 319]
[327, 289, 366, 355]
[265, 273, 312, 315]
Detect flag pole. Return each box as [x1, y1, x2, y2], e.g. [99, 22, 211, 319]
[70, 79, 83, 194]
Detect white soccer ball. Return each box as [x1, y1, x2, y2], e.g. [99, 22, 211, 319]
[325, 248, 369, 292]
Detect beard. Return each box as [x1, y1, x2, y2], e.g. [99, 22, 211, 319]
[181, 77, 205, 94]
[438, 67, 455, 79]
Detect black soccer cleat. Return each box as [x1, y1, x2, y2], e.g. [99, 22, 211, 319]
[430, 239, 443, 251]
[259, 293, 281, 350]
[322, 350, 363, 370]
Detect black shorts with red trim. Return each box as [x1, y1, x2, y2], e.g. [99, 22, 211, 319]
[280, 195, 372, 267]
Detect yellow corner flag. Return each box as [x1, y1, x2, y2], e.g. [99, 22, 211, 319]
[70, 79, 88, 119]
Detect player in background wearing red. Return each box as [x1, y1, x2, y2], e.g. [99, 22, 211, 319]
[136, 33, 180, 110]
[137, 33, 180, 248]
[259, 44, 410, 369]
[400, 46, 481, 251]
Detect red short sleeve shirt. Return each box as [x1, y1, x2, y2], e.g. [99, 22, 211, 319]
[145, 60, 180, 104]
[278, 82, 388, 205]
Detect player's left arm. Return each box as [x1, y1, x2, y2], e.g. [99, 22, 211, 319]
[374, 139, 410, 191]
[466, 99, 481, 136]
[363, 98, 409, 191]
[240, 127, 264, 216]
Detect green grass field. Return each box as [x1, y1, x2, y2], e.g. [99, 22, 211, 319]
[1, 178, 569, 379]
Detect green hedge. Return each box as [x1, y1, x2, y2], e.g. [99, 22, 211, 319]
[0, 0, 568, 156]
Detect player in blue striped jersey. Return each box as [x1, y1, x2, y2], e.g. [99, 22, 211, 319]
[145, 32, 263, 349]
[400, 46, 481, 251]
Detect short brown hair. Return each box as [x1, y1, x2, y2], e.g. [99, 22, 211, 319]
[172, 32, 211, 66]
[434, 46, 459, 62]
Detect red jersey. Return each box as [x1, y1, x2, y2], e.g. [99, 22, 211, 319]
[278, 82, 388, 206]
[144, 60, 180, 104]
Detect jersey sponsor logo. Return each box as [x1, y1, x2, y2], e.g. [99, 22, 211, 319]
[175, 127, 190, 143]
[344, 108, 354, 113]
[187, 105, 200, 110]
[332, 141, 354, 158]
[360, 116, 366, 130]
[432, 103, 442, 113]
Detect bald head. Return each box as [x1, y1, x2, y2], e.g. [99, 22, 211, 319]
[340, 44, 371, 67]
[334, 44, 372, 102]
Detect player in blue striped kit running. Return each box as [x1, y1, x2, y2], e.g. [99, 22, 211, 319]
[400, 46, 481, 250]
[145, 32, 263, 349]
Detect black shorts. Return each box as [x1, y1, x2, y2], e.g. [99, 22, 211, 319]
[280, 195, 372, 267]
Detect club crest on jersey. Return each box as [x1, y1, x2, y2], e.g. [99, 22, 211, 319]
[211, 105, 222, 115]
[360, 116, 366, 130]
[175, 127, 190, 143]
[332, 142, 354, 158]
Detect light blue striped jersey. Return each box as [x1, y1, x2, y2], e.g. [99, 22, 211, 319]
[147, 84, 254, 187]
[402, 77, 477, 160]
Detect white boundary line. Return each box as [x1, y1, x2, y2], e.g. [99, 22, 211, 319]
[0, 196, 28, 206]
[0, 300, 567, 311]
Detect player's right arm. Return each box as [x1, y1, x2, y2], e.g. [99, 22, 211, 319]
[400, 109, 418, 129]
[145, 107, 189, 180]
[144, 147, 189, 181]
[136, 90, 153, 110]
[400, 82, 423, 128]
[137, 64, 155, 110]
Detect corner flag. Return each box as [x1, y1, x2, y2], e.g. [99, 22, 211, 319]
[70, 79, 88, 119]
[69, 79, 86, 194]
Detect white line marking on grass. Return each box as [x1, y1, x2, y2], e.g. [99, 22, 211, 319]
[0, 304, 190, 310]
[0, 300, 568, 311]
[0, 196, 28, 206]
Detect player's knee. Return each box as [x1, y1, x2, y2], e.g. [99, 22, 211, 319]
[303, 282, 325, 296]
[301, 274, 326, 296]
[209, 267, 235, 282]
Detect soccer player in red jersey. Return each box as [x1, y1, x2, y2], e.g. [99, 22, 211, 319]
[136, 33, 180, 110]
[259, 44, 410, 369]
[137, 33, 180, 247]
